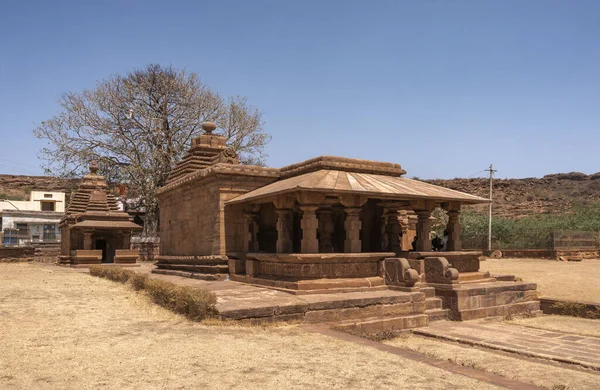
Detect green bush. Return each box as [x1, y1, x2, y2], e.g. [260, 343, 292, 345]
[88, 265, 217, 321]
[460, 202, 600, 250]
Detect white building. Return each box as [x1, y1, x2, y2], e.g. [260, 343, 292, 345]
[0, 191, 65, 246]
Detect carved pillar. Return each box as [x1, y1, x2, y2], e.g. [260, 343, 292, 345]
[399, 210, 411, 251]
[243, 212, 259, 253]
[447, 210, 462, 251]
[415, 210, 433, 252]
[83, 230, 93, 250]
[380, 210, 388, 251]
[344, 207, 362, 253]
[385, 210, 402, 254]
[318, 208, 334, 253]
[300, 205, 319, 253]
[275, 208, 293, 253]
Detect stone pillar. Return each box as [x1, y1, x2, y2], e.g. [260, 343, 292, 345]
[380, 210, 388, 251]
[447, 210, 462, 251]
[83, 231, 93, 250]
[243, 212, 259, 253]
[61, 226, 70, 255]
[300, 205, 319, 253]
[275, 208, 293, 253]
[122, 231, 131, 250]
[415, 210, 433, 252]
[344, 207, 362, 253]
[318, 208, 334, 253]
[385, 210, 402, 254]
[399, 210, 411, 251]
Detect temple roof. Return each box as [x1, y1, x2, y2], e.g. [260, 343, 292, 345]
[62, 161, 141, 229]
[226, 168, 490, 205]
[165, 121, 240, 184]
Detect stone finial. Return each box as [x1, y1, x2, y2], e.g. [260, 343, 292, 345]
[201, 121, 217, 134]
[90, 160, 99, 174]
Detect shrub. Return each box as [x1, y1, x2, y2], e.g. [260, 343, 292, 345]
[89, 266, 135, 283]
[130, 273, 149, 291]
[88, 265, 217, 321]
[144, 279, 218, 321]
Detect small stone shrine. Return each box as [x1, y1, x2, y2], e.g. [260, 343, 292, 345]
[58, 162, 141, 266]
[157, 122, 540, 325]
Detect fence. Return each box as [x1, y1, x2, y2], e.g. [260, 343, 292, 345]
[462, 229, 600, 251]
[553, 230, 600, 251]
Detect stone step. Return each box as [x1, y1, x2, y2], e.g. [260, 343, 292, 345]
[154, 264, 229, 274]
[453, 300, 541, 321]
[419, 287, 436, 298]
[335, 314, 429, 333]
[425, 298, 442, 310]
[425, 309, 449, 322]
[219, 290, 426, 322]
[304, 300, 426, 323]
[152, 269, 225, 281]
[458, 271, 492, 282]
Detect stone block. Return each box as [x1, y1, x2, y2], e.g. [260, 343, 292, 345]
[228, 259, 246, 275]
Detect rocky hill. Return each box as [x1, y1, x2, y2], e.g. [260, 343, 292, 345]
[0, 174, 79, 201]
[2, 172, 599, 218]
[428, 172, 600, 218]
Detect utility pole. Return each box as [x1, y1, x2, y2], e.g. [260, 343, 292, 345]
[486, 164, 497, 251]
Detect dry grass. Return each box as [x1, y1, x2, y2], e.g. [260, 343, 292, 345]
[385, 333, 600, 390]
[89, 265, 218, 321]
[480, 258, 600, 303]
[508, 315, 600, 338]
[0, 263, 499, 390]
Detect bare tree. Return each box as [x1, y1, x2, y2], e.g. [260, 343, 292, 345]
[34, 64, 271, 236]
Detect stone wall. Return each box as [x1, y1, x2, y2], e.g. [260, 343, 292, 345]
[0, 246, 35, 261]
[159, 181, 221, 256]
[131, 237, 160, 262]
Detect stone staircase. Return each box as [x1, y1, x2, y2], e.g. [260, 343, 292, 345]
[422, 287, 450, 322]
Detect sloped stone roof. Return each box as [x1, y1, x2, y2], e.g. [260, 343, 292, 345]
[227, 167, 490, 205]
[62, 162, 140, 230]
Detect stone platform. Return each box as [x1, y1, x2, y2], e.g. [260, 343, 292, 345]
[142, 264, 439, 330]
[414, 320, 600, 371]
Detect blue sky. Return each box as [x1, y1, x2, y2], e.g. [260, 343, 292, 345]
[0, 0, 598, 179]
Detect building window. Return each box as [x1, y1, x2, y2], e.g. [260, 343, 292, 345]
[44, 194, 53, 198]
[16, 223, 29, 238]
[43, 224, 56, 241]
[41, 201, 55, 211]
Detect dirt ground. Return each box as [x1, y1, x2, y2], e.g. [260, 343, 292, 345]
[0, 263, 499, 390]
[385, 332, 600, 390]
[480, 258, 600, 303]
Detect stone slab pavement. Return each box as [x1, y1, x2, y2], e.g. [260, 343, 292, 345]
[133, 264, 417, 319]
[414, 320, 600, 371]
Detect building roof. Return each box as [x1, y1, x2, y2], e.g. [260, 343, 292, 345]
[62, 162, 141, 230]
[227, 169, 490, 205]
[71, 220, 142, 230]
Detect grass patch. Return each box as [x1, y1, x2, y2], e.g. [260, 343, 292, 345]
[89, 266, 217, 321]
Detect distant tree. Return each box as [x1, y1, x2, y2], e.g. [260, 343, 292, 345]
[34, 64, 271, 235]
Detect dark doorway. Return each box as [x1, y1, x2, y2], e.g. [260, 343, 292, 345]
[95, 239, 108, 263]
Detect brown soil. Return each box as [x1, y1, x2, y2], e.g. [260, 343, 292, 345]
[0, 263, 498, 390]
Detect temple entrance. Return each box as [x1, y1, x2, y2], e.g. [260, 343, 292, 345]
[95, 239, 108, 263]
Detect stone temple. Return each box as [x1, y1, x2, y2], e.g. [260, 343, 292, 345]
[156, 122, 540, 325]
[58, 162, 141, 266]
